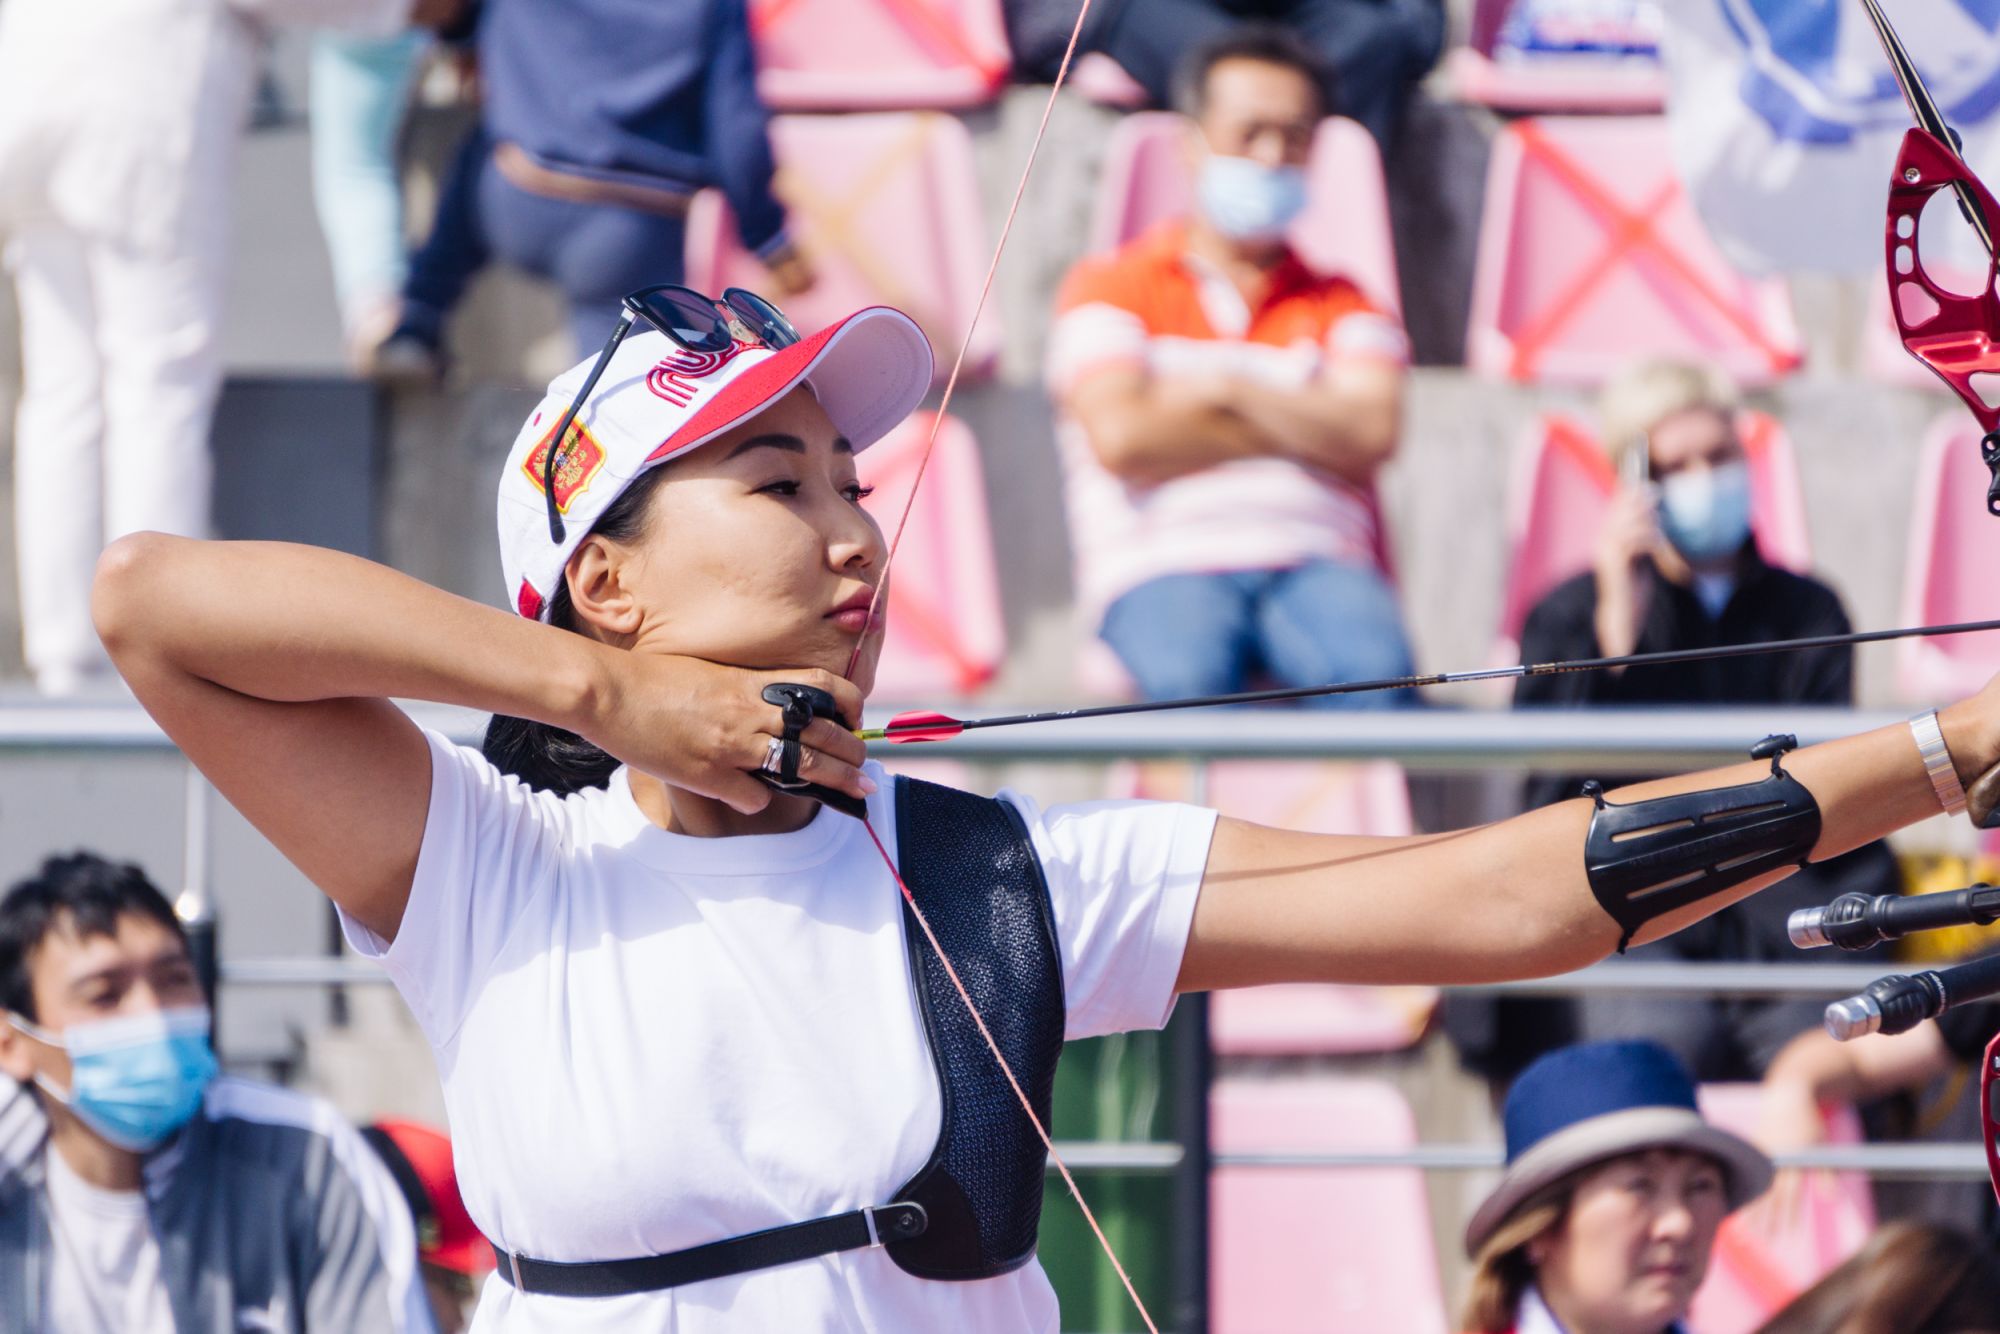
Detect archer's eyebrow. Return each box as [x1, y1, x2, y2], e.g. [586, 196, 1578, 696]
[726, 433, 806, 459]
[724, 433, 855, 458]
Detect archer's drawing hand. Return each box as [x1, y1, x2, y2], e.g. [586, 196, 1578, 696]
[588, 655, 871, 814]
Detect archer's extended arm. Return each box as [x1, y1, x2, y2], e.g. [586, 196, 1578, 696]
[1175, 684, 2000, 991]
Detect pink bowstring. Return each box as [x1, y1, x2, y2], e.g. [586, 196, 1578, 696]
[861, 824, 1159, 1334]
[844, 0, 1096, 680]
[837, 3, 1158, 1330]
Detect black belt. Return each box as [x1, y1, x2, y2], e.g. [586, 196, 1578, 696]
[491, 1201, 928, 1298]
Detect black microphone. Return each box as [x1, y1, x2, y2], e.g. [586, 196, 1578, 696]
[1824, 950, 2000, 1040]
[1788, 885, 2000, 952]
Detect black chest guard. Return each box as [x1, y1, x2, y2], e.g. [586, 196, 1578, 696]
[885, 776, 1067, 1281]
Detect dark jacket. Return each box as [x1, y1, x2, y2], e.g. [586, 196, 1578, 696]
[0, 1076, 433, 1333]
[1511, 548, 1892, 962]
[478, 0, 788, 252]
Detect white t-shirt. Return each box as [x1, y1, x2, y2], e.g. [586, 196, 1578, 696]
[42, 1147, 173, 1334]
[341, 729, 1216, 1333]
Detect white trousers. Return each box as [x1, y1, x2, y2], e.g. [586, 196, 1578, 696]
[6, 221, 223, 689]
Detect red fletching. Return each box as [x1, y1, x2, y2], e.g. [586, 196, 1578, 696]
[881, 711, 965, 743]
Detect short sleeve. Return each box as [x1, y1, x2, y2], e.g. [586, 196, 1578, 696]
[336, 728, 565, 1046]
[1001, 791, 1217, 1040]
[1325, 304, 1410, 368]
[1047, 256, 1150, 395]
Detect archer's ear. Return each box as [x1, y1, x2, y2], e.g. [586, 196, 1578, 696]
[565, 536, 644, 641]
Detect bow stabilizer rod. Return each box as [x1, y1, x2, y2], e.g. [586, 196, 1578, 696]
[858, 617, 2000, 742]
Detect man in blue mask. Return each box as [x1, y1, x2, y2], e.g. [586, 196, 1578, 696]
[0, 852, 436, 1332]
[1442, 360, 1900, 1093]
[1050, 25, 1420, 709]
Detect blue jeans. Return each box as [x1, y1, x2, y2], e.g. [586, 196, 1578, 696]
[1098, 560, 1420, 707]
[400, 128, 688, 356]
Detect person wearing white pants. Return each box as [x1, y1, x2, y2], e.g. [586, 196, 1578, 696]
[0, 0, 413, 694]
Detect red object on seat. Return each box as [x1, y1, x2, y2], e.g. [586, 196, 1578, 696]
[1494, 410, 1812, 661]
[1087, 111, 1400, 314]
[858, 412, 1005, 700]
[1468, 117, 1803, 387]
[1210, 1077, 1448, 1333]
[685, 113, 1000, 385]
[747, 0, 1010, 110]
[1897, 415, 2000, 702]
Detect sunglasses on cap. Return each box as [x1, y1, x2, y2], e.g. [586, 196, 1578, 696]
[540, 285, 802, 543]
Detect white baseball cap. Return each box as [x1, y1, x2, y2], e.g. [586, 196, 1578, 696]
[497, 306, 934, 621]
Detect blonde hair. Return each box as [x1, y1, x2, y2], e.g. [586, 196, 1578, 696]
[1597, 360, 1738, 474]
[1460, 1196, 1569, 1333]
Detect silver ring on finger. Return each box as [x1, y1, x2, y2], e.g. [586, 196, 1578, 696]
[761, 735, 787, 777]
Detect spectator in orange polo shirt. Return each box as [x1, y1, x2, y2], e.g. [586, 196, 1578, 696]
[1047, 26, 1418, 707]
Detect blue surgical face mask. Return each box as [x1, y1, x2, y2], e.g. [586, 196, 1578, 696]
[1195, 154, 1309, 243]
[11, 1006, 217, 1152]
[1658, 460, 1752, 564]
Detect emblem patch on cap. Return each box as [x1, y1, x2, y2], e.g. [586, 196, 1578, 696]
[522, 418, 607, 515]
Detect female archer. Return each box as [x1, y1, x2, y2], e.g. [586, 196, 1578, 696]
[93, 290, 2000, 1332]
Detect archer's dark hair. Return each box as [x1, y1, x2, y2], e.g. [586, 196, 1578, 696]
[0, 853, 184, 1022]
[482, 464, 676, 795]
[1171, 24, 1334, 122]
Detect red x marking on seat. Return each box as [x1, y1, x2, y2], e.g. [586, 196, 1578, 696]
[750, 0, 1009, 87]
[1505, 120, 1800, 382]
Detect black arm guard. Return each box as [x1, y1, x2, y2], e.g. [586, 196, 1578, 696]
[1584, 734, 1822, 952]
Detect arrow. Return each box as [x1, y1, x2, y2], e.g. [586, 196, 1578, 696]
[856, 616, 2000, 743]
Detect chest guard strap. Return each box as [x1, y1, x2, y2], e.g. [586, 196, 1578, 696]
[887, 777, 1067, 1281]
[1584, 734, 1822, 953]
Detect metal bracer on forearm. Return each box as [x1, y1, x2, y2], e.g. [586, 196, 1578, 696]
[1583, 734, 1823, 952]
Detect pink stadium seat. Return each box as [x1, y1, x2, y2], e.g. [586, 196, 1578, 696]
[1086, 111, 1400, 314]
[746, 0, 1010, 111]
[1440, 47, 1666, 113]
[857, 411, 1005, 700]
[1118, 761, 1437, 1054]
[1896, 415, 2000, 702]
[1495, 411, 1813, 659]
[685, 113, 1000, 382]
[1211, 1077, 1448, 1334]
[1687, 1084, 1873, 1333]
[1467, 118, 1802, 387]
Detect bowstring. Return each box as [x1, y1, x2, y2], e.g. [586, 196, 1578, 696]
[863, 825, 1159, 1332]
[836, 3, 1159, 1329]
